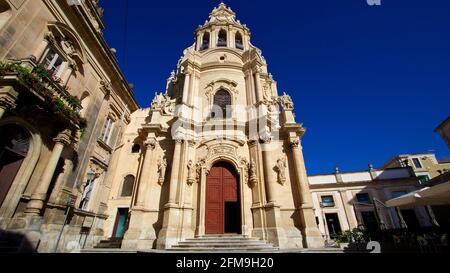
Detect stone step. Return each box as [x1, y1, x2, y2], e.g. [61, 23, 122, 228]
[168, 247, 278, 252]
[81, 249, 137, 253]
[173, 243, 274, 249]
[169, 235, 278, 252]
[94, 240, 122, 249]
[181, 239, 267, 244]
[185, 237, 259, 241]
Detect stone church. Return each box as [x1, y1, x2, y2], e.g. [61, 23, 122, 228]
[0, 1, 435, 253]
[104, 3, 324, 251]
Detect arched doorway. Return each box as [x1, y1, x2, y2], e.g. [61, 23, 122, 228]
[0, 124, 30, 207]
[205, 161, 241, 234]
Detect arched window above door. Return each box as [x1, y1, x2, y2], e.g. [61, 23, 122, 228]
[212, 89, 232, 119]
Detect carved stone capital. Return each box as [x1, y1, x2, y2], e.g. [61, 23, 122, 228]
[144, 138, 158, 150]
[54, 129, 73, 146]
[187, 140, 197, 148]
[259, 135, 272, 144]
[248, 139, 259, 148]
[100, 80, 112, 96]
[44, 32, 56, 44]
[289, 138, 300, 149]
[0, 95, 17, 111]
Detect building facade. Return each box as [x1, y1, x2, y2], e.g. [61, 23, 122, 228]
[381, 153, 450, 184]
[102, 3, 323, 251]
[0, 0, 138, 252]
[309, 167, 434, 241]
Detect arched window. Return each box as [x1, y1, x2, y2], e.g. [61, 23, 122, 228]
[121, 175, 135, 197]
[235, 32, 244, 50]
[80, 91, 90, 117]
[217, 30, 227, 47]
[212, 89, 232, 119]
[201, 32, 210, 51]
[131, 144, 141, 154]
[0, 1, 12, 30]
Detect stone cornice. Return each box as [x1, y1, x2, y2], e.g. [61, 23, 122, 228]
[52, 0, 139, 112]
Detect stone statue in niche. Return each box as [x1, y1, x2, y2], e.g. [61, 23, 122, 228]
[248, 160, 258, 187]
[187, 160, 196, 186]
[158, 157, 167, 185]
[275, 158, 287, 185]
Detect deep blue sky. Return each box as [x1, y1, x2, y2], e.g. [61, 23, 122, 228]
[101, 0, 450, 175]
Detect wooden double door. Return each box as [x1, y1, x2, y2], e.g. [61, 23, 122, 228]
[205, 162, 241, 235]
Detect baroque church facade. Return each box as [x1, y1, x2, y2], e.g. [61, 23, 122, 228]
[0, 1, 435, 253]
[105, 3, 324, 250]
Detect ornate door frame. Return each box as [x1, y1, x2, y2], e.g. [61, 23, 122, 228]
[195, 143, 250, 237]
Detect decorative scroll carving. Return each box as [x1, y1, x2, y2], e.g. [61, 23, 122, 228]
[239, 156, 249, 182]
[211, 145, 235, 156]
[196, 158, 206, 178]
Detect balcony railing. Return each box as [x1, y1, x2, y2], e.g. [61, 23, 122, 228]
[217, 40, 227, 47]
[0, 57, 86, 131]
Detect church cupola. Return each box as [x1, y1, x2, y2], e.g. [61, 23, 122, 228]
[195, 2, 251, 51]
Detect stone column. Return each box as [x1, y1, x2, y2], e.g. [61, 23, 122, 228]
[135, 137, 157, 207]
[157, 139, 184, 249]
[0, 88, 18, 119]
[261, 140, 277, 204]
[182, 72, 191, 105]
[26, 130, 72, 215]
[168, 140, 183, 206]
[339, 190, 357, 229]
[254, 69, 263, 103]
[289, 138, 324, 248]
[248, 70, 256, 105]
